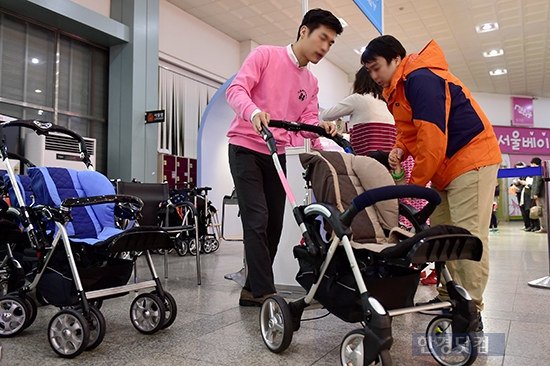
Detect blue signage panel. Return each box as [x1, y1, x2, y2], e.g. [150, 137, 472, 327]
[353, 0, 383, 35]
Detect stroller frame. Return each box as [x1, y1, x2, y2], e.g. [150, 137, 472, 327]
[0, 120, 177, 358]
[257, 121, 481, 366]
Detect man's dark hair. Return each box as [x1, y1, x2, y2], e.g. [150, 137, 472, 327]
[296, 8, 343, 41]
[531, 157, 542, 165]
[353, 67, 384, 100]
[361, 35, 407, 65]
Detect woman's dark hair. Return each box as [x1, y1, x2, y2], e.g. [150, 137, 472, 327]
[361, 35, 407, 65]
[296, 8, 343, 41]
[353, 67, 383, 100]
[531, 157, 542, 165]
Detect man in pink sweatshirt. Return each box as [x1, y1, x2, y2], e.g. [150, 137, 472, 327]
[227, 8, 342, 306]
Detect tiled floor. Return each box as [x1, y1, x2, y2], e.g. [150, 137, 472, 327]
[2, 221, 550, 365]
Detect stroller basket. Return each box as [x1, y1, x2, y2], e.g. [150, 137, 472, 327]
[294, 246, 420, 323]
[37, 255, 134, 307]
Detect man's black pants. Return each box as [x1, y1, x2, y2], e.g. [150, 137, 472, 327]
[228, 144, 286, 297]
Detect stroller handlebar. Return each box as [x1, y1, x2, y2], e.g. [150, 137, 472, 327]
[340, 185, 441, 227]
[0, 119, 94, 170]
[264, 120, 355, 154]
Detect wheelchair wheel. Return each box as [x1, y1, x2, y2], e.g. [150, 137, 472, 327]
[340, 328, 391, 365]
[426, 315, 477, 366]
[175, 235, 188, 256]
[153, 290, 178, 329]
[0, 295, 29, 337]
[130, 293, 166, 334]
[260, 295, 293, 353]
[21, 293, 37, 330]
[48, 308, 90, 358]
[85, 305, 106, 351]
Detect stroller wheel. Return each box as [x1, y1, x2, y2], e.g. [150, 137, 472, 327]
[21, 293, 37, 330]
[203, 238, 213, 254]
[129, 293, 166, 334]
[0, 279, 8, 297]
[210, 238, 220, 252]
[259, 295, 293, 353]
[48, 308, 90, 358]
[188, 238, 198, 256]
[85, 305, 106, 351]
[0, 295, 29, 337]
[152, 290, 178, 329]
[426, 315, 477, 366]
[175, 236, 188, 256]
[340, 329, 391, 365]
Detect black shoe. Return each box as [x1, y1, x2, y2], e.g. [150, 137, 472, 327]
[476, 313, 483, 332]
[416, 296, 450, 315]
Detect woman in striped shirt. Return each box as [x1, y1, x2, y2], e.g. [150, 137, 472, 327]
[320, 67, 395, 155]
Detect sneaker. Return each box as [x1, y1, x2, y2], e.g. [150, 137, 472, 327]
[535, 229, 547, 233]
[239, 288, 276, 307]
[493, 229, 499, 233]
[421, 270, 438, 286]
[416, 296, 450, 315]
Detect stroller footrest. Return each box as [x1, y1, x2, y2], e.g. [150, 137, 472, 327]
[406, 234, 483, 264]
[86, 279, 156, 299]
[102, 228, 173, 253]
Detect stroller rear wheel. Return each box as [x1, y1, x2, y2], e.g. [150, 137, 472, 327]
[340, 328, 391, 365]
[260, 295, 293, 353]
[152, 290, 178, 329]
[48, 308, 90, 358]
[0, 295, 29, 337]
[130, 293, 166, 334]
[210, 238, 220, 252]
[426, 315, 477, 366]
[21, 293, 37, 330]
[0, 279, 8, 297]
[85, 305, 106, 351]
[188, 238, 199, 256]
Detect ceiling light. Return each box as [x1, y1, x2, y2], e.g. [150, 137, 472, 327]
[354, 46, 366, 55]
[489, 68, 507, 76]
[476, 22, 499, 33]
[31, 57, 39, 64]
[35, 89, 42, 93]
[338, 18, 348, 28]
[483, 49, 504, 57]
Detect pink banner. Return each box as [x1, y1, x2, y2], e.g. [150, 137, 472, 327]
[493, 125, 550, 154]
[511, 97, 534, 126]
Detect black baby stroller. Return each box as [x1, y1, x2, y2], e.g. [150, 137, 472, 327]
[257, 121, 482, 366]
[0, 119, 178, 358]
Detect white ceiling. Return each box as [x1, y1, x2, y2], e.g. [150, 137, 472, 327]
[167, 0, 550, 98]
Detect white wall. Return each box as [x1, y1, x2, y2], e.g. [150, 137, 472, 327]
[158, 0, 241, 82]
[70, 0, 110, 17]
[472, 92, 550, 128]
[310, 58, 353, 110]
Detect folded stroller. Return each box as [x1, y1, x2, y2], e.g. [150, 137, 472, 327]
[257, 121, 482, 366]
[0, 120, 177, 359]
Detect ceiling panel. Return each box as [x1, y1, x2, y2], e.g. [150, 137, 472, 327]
[167, 0, 550, 97]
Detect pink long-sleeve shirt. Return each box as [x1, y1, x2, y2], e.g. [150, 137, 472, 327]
[226, 45, 320, 155]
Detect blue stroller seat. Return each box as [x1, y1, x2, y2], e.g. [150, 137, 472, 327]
[2, 173, 34, 207]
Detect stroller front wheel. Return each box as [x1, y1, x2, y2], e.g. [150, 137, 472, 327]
[426, 315, 477, 366]
[260, 295, 293, 353]
[130, 293, 166, 334]
[21, 293, 37, 330]
[0, 295, 29, 337]
[85, 305, 106, 351]
[48, 308, 90, 358]
[340, 328, 391, 365]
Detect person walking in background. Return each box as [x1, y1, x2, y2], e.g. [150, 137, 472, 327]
[490, 181, 500, 233]
[531, 157, 547, 233]
[361, 35, 502, 331]
[319, 67, 395, 155]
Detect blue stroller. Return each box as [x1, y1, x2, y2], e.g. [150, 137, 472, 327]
[0, 120, 178, 358]
[257, 121, 482, 366]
